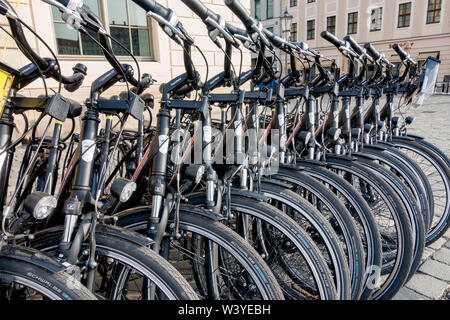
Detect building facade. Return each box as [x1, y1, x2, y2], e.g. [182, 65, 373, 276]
[0, 0, 251, 101]
[282, 0, 450, 81]
[271, 0, 450, 81]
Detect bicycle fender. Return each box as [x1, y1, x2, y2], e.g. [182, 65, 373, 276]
[95, 224, 154, 247]
[180, 204, 226, 221]
[0, 244, 66, 274]
[362, 144, 388, 151]
[31, 223, 154, 248]
[392, 135, 422, 142]
[352, 152, 380, 161]
[260, 178, 293, 189]
[117, 200, 226, 224]
[376, 141, 397, 148]
[280, 163, 305, 171]
[293, 159, 328, 167]
[404, 134, 424, 140]
[230, 189, 270, 202]
[324, 154, 356, 161]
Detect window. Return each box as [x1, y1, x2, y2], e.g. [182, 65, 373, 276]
[52, 0, 153, 57]
[107, 0, 152, 57]
[327, 16, 336, 35]
[398, 2, 412, 28]
[307, 20, 315, 40]
[370, 7, 383, 31]
[290, 23, 298, 42]
[52, 0, 102, 55]
[347, 12, 358, 34]
[427, 0, 441, 24]
[267, 0, 274, 19]
[290, 0, 297, 7]
[307, 0, 316, 3]
[255, 0, 261, 20]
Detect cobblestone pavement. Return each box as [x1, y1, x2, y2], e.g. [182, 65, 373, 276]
[392, 94, 450, 300]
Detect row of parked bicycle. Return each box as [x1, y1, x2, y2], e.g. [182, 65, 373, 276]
[0, 0, 448, 300]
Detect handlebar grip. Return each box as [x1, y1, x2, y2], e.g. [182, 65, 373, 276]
[343, 35, 363, 56]
[321, 31, 345, 48]
[181, 0, 211, 20]
[364, 43, 381, 61]
[133, 0, 171, 20]
[224, 0, 255, 30]
[392, 44, 409, 61]
[64, 79, 83, 93]
[62, 64, 87, 92]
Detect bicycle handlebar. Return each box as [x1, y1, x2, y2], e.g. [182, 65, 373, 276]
[181, 0, 212, 21]
[364, 43, 381, 61]
[132, 0, 171, 20]
[393, 44, 417, 65]
[224, 0, 255, 31]
[343, 36, 363, 56]
[321, 31, 346, 48]
[0, 0, 87, 91]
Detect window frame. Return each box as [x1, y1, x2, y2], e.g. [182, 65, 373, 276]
[51, 0, 155, 60]
[426, 0, 442, 24]
[306, 19, 315, 40]
[266, 0, 274, 19]
[254, 0, 261, 19]
[347, 12, 358, 35]
[398, 2, 412, 28]
[290, 0, 298, 7]
[290, 23, 298, 42]
[370, 7, 383, 32]
[326, 16, 336, 35]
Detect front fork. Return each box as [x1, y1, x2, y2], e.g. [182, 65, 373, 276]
[59, 108, 101, 290]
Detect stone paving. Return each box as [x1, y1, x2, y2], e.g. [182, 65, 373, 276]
[392, 94, 450, 300]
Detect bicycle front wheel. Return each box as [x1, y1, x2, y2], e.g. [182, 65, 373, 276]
[116, 208, 286, 300]
[28, 225, 199, 300]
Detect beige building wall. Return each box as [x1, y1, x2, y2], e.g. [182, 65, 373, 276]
[282, 0, 450, 81]
[0, 0, 251, 101]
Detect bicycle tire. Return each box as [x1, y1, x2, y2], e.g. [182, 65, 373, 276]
[258, 182, 351, 300]
[272, 166, 365, 299]
[391, 138, 450, 244]
[116, 208, 287, 300]
[352, 156, 425, 281]
[294, 161, 383, 300]
[323, 156, 414, 300]
[28, 225, 199, 300]
[0, 247, 96, 300]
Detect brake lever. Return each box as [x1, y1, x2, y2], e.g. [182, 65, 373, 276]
[0, 1, 18, 19]
[234, 34, 258, 53]
[250, 21, 273, 50]
[338, 42, 361, 60]
[147, 10, 192, 45]
[43, 0, 84, 30]
[205, 16, 240, 49]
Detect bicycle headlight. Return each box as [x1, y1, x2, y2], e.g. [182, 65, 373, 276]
[24, 192, 57, 220]
[111, 178, 137, 203]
